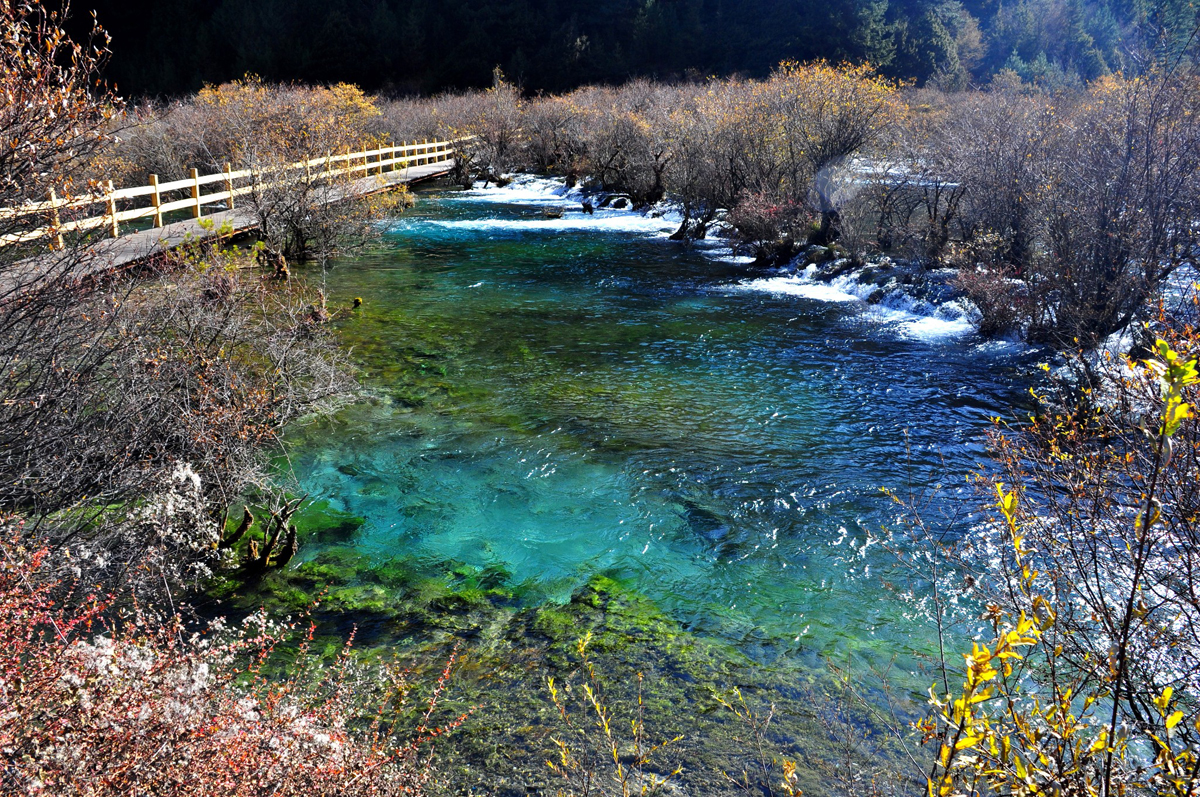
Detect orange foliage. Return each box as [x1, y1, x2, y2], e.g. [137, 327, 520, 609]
[0, 527, 466, 796]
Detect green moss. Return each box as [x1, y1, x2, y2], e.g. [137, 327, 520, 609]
[294, 548, 370, 584]
[325, 583, 394, 613]
[531, 604, 577, 645]
[291, 500, 367, 544]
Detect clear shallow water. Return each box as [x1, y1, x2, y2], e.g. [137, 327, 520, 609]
[287, 181, 1037, 664]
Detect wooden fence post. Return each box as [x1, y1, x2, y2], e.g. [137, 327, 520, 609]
[149, 174, 162, 228]
[190, 168, 202, 219]
[48, 188, 64, 250]
[106, 181, 119, 238]
[224, 164, 235, 210]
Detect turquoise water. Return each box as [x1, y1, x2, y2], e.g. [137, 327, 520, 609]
[287, 181, 1035, 665]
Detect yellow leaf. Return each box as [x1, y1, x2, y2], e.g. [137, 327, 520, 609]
[1167, 711, 1184, 730]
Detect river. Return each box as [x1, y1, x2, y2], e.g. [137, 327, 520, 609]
[278, 177, 1038, 793]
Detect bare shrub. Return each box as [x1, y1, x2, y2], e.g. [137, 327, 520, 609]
[523, 95, 594, 181]
[864, 94, 970, 260]
[546, 634, 682, 797]
[927, 73, 1200, 348]
[0, 256, 354, 591]
[441, 69, 526, 183]
[1027, 73, 1200, 347]
[666, 88, 735, 239]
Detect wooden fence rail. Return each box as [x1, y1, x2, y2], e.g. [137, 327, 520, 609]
[0, 138, 462, 250]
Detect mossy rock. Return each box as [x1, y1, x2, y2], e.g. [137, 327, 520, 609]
[295, 503, 366, 544]
[293, 548, 371, 584]
[803, 245, 832, 265]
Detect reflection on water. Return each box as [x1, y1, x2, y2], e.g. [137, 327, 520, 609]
[287, 181, 1036, 664]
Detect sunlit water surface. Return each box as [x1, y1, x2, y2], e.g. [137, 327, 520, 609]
[286, 180, 1036, 666]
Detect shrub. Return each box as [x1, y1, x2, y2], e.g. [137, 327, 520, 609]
[727, 193, 813, 261]
[923, 319, 1200, 794]
[0, 525, 465, 796]
[0, 260, 354, 593]
[0, 0, 119, 271]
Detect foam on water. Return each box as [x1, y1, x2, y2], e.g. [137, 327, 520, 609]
[430, 175, 1000, 346]
[895, 310, 976, 342]
[727, 270, 978, 342]
[730, 275, 861, 303]
[446, 175, 580, 206]
[425, 175, 688, 236]
[429, 212, 678, 235]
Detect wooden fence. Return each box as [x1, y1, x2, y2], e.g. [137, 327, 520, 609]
[0, 139, 461, 250]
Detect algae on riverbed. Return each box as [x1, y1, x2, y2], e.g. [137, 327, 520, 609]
[215, 510, 915, 796]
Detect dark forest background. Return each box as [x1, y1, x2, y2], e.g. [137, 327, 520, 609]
[74, 0, 1200, 97]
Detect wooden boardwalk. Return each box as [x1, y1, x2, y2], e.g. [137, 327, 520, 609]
[1, 142, 459, 294]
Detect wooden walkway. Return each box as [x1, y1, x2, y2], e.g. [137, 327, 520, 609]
[1, 142, 460, 295]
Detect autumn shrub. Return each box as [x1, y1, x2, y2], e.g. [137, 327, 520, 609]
[0, 524, 464, 796]
[920, 309, 1200, 794]
[522, 95, 594, 182]
[114, 78, 381, 180]
[106, 78, 396, 262]
[727, 193, 813, 261]
[0, 0, 119, 272]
